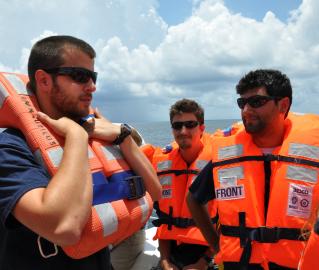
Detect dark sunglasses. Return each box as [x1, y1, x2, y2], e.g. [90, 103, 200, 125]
[171, 120, 199, 130]
[237, 95, 280, 109]
[43, 67, 97, 84]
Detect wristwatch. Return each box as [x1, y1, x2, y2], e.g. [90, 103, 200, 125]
[112, 123, 132, 145]
[202, 254, 215, 268]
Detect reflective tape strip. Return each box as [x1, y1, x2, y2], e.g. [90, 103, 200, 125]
[289, 143, 319, 160]
[160, 175, 172, 186]
[138, 197, 150, 223]
[94, 203, 118, 237]
[196, 159, 209, 170]
[102, 145, 123, 160]
[47, 147, 63, 168]
[0, 82, 9, 108]
[33, 149, 47, 170]
[3, 73, 31, 95]
[157, 160, 172, 170]
[218, 166, 244, 185]
[286, 165, 318, 183]
[218, 144, 243, 160]
[88, 148, 95, 159]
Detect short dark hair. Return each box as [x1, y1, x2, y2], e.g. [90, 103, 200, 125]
[236, 69, 292, 117]
[169, 98, 204, 124]
[27, 35, 96, 91]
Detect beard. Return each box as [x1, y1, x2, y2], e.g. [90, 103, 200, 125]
[50, 82, 90, 120]
[176, 135, 192, 149]
[243, 116, 266, 134]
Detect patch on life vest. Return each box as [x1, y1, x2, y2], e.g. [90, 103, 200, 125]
[162, 188, 172, 198]
[287, 183, 313, 218]
[215, 185, 245, 200]
[218, 166, 243, 186]
[218, 144, 243, 160]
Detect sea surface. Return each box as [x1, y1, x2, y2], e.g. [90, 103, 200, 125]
[131, 119, 239, 147]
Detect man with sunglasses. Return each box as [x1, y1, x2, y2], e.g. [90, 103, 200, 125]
[187, 69, 319, 270]
[0, 35, 161, 270]
[144, 99, 218, 270]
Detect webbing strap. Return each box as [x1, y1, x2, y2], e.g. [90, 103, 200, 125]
[212, 154, 319, 169]
[92, 171, 146, 205]
[264, 159, 271, 219]
[157, 169, 199, 176]
[152, 202, 218, 229]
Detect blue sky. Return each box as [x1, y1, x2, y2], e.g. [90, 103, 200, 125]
[0, 0, 317, 122]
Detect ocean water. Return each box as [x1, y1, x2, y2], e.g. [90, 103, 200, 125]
[131, 119, 240, 146]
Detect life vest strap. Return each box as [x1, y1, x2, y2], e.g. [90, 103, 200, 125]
[221, 224, 305, 243]
[152, 202, 218, 229]
[92, 172, 146, 205]
[157, 169, 199, 176]
[212, 154, 319, 169]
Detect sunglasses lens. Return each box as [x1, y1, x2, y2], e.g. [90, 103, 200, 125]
[184, 121, 199, 128]
[237, 98, 246, 109]
[172, 121, 199, 130]
[71, 70, 97, 84]
[44, 67, 97, 84]
[237, 96, 273, 109]
[172, 122, 183, 130]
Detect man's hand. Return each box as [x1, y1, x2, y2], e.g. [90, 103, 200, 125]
[160, 259, 179, 270]
[88, 108, 120, 142]
[37, 111, 86, 138]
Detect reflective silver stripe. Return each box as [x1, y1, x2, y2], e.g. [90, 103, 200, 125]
[33, 149, 47, 169]
[102, 145, 123, 160]
[94, 203, 118, 237]
[47, 147, 63, 168]
[218, 166, 244, 184]
[160, 175, 172, 186]
[138, 197, 150, 223]
[0, 81, 9, 108]
[157, 160, 172, 170]
[286, 165, 318, 183]
[218, 144, 243, 160]
[3, 73, 32, 95]
[88, 148, 95, 159]
[289, 143, 319, 160]
[196, 159, 209, 170]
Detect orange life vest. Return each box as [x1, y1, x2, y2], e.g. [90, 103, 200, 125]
[211, 113, 319, 268]
[149, 133, 218, 246]
[0, 72, 153, 259]
[298, 220, 319, 270]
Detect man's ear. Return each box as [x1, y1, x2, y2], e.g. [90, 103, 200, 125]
[34, 70, 53, 92]
[279, 97, 290, 115]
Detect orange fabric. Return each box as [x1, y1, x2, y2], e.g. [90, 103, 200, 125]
[211, 113, 319, 268]
[151, 132, 217, 246]
[0, 72, 153, 259]
[298, 229, 319, 270]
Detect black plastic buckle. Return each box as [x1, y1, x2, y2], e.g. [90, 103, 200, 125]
[126, 176, 146, 200]
[251, 227, 280, 243]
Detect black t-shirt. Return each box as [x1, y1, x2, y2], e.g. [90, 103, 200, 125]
[189, 160, 215, 204]
[0, 129, 111, 270]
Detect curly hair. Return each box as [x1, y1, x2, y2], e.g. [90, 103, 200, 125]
[169, 99, 204, 124]
[236, 69, 292, 117]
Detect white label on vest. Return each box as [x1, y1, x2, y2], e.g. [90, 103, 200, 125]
[162, 188, 172, 198]
[287, 183, 313, 218]
[215, 184, 245, 200]
[219, 176, 237, 187]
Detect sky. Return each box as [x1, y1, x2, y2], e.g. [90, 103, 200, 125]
[1, 0, 318, 122]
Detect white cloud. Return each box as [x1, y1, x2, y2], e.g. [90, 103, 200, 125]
[0, 0, 318, 122]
